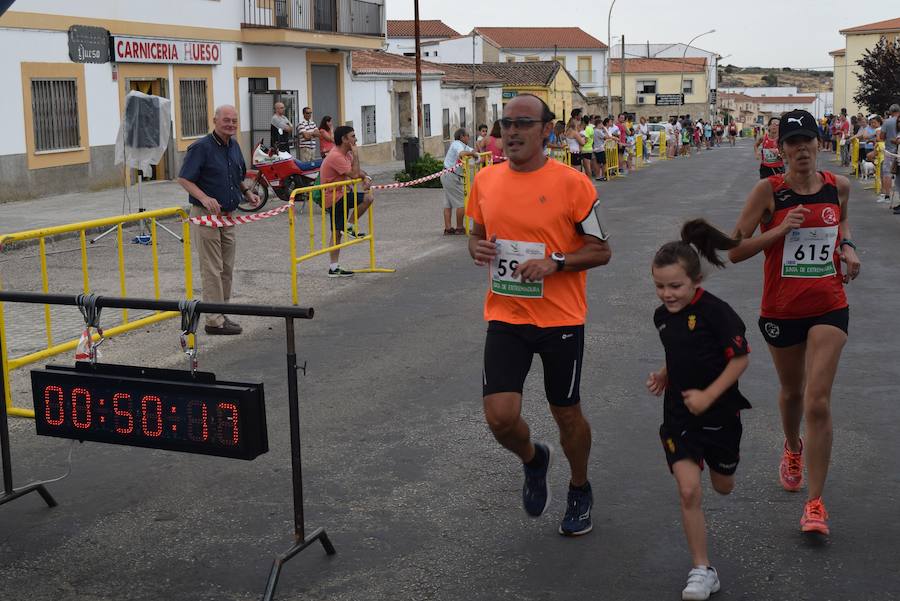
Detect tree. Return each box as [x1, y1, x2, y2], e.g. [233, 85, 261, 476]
[724, 64, 737, 74]
[761, 73, 778, 86]
[854, 36, 900, 114]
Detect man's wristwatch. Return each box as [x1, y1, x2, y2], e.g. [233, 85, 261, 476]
[839, 239, 857, 251]
[550, 252, 566, 272]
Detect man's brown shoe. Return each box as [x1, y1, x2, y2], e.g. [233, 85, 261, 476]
[205, 322, 242, 335]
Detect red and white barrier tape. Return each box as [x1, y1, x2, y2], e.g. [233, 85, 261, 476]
[187, 203, 291, 228]
[188, 159, 494, 227]
[369, 161, 464, 190]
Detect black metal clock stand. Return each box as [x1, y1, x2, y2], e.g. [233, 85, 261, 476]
[0, 330, 58, 510]
[260, 316, 336, 601]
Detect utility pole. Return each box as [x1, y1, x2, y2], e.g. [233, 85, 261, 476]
[413, 0, 423, 156]
[606, 0, 616, 117]
[620, 35, 625, 115]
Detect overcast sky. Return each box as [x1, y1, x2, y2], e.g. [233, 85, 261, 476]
[387, 0, 897, 69]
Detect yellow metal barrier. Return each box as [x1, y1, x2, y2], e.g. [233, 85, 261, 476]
[0, 207, 193, 418]
[658, 132, 668, 161]
[288, 179, 394, 305]
[635, 135, 645, 169]
[868, 142, 884, 194]
[549, 147, 571, 166]
[463, 152, 494, 235]
[850, 137, 860, 178]
[604, 139, 621, 179]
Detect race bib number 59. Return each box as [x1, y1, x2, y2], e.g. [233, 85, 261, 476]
[491, 239, 546, 298]
[782, 226, 838, 278]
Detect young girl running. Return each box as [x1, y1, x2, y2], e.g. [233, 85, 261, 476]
[648, 219, 750, 601]
[729, 110, 861, 536]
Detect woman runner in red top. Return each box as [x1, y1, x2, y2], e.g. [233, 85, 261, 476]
[729, 110, 861, 537]
[754, 117, 785, 179]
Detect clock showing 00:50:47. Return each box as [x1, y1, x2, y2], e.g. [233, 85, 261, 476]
[30, 363, 268, 460]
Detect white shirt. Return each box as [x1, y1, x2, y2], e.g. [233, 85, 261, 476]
[444, 140, 473, 170]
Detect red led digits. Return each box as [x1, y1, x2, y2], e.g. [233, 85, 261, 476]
[140, 395, 163, 438]
[44, 385, 65, 426]
[71, 387, 92, 429]
[187, 400, 209, 442]
[215, 402, 240, 446]
[112, 392, 134, 434]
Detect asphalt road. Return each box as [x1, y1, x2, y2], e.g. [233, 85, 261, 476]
[2, 143, 899, 601]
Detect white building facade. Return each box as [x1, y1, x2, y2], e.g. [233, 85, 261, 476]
[0, 0, 385, 199]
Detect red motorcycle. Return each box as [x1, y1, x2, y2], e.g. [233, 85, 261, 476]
[240, 141, 323, 212]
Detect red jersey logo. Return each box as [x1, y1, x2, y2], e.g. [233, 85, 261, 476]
[822, 207, 838, 225]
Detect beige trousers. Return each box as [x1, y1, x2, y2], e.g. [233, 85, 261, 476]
[190, 205, 236, 327]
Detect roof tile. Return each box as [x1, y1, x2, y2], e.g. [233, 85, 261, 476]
[609, 57, 706, 74]
[474, 27, 607, 50]
[351, 50, 445, 76]
[839, 17, 900, 34]
[387, 20, 460, 38]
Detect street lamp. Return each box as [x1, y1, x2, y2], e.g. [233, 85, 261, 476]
[679, 29, 715, 113]
[606, 0, 617, 118]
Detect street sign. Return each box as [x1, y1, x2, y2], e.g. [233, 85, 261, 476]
[112, 36, 222, 64]
[502, 90, 518, 99]
[709, 89, 717, 104]
[31, 363, 268, 460]
[656, 94, 684, 106]
[68, 25, 110, 64]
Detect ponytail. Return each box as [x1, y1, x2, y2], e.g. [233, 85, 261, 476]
[680, 219, 740, 268]
[653, 219, 740, 281]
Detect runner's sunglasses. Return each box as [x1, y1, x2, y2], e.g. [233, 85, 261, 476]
[499, 117, 548, 129]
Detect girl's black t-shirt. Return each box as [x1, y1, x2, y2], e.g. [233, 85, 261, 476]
[653, 288, 752, 426]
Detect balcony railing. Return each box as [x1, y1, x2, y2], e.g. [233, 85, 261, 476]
[242, 0, 384, 37]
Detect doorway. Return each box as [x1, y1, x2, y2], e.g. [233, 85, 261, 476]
[127, 78, 170, 180]
[311, 64, 340, 126]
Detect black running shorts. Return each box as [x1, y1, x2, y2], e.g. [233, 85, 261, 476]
[660, 415, 743, 476]
[594, 150, 606, 165]
[328, 195, 361, 232]
[759, 164, 785, 179]
[482, 320, 584, 407]
[758, 307, 849, 348]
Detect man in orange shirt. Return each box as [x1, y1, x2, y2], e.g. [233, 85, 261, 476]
[467, 94, 612, 536]
[320, 125, 373, 277]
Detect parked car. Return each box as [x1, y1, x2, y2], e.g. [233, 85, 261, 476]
[646, 123, 667, 149]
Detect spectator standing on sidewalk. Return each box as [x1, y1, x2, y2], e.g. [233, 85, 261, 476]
[178, 105, 260, 335]
[440, 128, 478, 235]
[296, 106, 320, 162]
[270, 102, 293, 152]
[318, 115, 335, 158]
[879, 104, 899, 206]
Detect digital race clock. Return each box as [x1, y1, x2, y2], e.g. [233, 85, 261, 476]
[30, 363, 268, 460]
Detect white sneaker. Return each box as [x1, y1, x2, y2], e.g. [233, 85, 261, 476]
[877, 194, 891, 203]
[682, 566, 721, 600]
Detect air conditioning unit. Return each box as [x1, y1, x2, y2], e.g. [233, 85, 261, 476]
[637, 95, 646, 104]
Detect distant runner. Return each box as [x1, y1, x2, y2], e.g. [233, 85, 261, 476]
[755, 117, 784, 178]
[467, 94, 611, 537]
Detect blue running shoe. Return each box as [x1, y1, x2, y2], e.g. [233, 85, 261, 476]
[559, 481, 593, 536]
[522, 442, 552, 517]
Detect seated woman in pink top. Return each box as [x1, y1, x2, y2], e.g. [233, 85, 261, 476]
[477, 120, 505, 163]
[319, 115, 335, 157]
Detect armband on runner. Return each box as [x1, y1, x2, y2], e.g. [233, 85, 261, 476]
[576, 200, 610, 241]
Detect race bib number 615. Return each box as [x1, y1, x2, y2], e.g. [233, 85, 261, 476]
[491, 239, 546, 298]
[781, 226, 838, 278]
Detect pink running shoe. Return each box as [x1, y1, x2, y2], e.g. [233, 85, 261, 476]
[779, 439, 803, 492]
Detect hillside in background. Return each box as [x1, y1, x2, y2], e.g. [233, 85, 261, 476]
[719, 66, 833, 92]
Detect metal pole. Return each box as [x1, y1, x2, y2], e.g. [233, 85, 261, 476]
[413, 0, 424, 154]
[679, 30, 715, 113]
[606, 0, 616, 117]
[284, 317, 305, 541]
[620, 35, 625, 115]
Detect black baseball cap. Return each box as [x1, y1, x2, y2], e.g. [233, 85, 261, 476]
[778, 110, 820, 144]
